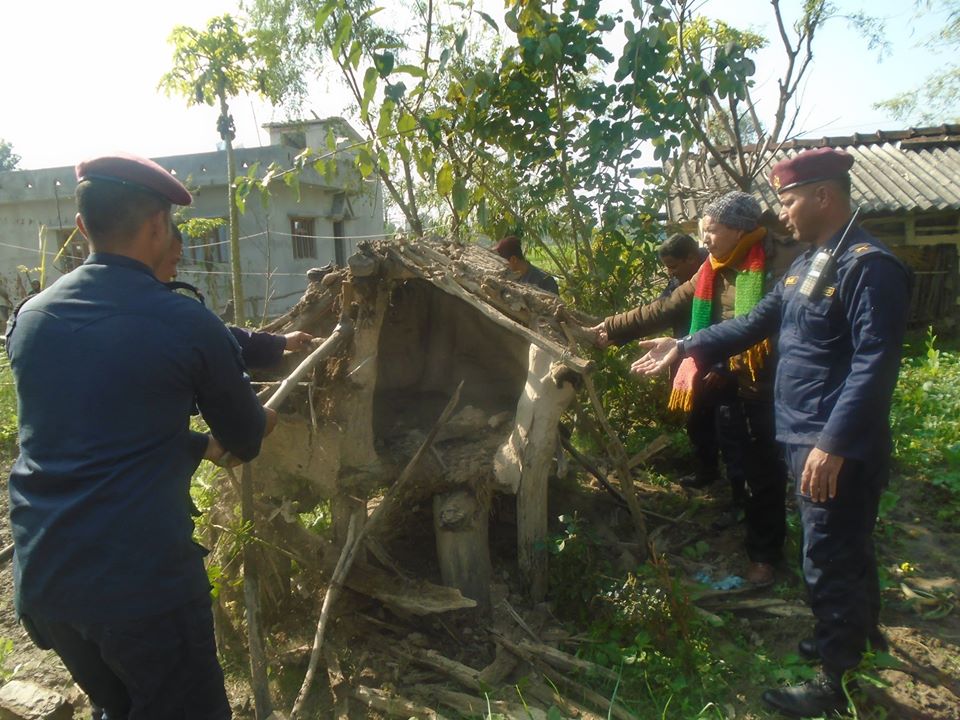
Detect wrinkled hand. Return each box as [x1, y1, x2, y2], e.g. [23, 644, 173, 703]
[587, 323, 610, 349]
[284, 331, 314, 352]
[630, 337, 679, 376]
[800, 447, 844, 502]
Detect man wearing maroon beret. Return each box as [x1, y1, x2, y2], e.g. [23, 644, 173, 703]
[6, 153, 277, 719]
[632, 147, 911, 717]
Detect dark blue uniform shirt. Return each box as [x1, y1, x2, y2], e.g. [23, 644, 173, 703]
[683, 225, 911, 461]
[6, 253, 266, 623]
[229, 327, 287, 369]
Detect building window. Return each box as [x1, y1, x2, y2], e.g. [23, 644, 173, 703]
[291, 217, 317, 259]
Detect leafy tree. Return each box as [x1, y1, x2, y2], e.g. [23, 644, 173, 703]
[0, 139, 20, 171]
[160, 14, 279, 325]
[667, 0, 887, 192]
[876, 0, 960, 123]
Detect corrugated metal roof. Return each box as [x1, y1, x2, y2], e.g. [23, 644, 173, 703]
[666, 125, 960, 223]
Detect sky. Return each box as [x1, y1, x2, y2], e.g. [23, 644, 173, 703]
[0, 0, 952, 171]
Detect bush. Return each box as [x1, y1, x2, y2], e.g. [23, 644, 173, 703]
[891, 329, 960, 528]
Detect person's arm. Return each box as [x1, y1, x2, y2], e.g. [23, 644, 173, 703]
[229, 326, 288, 370]
[601, 274, 698, 346]
[816, 256, 911, 458]
[682, 281, 784, 365]
[631, 283, 784, 376]
[196, 320, 268, 462]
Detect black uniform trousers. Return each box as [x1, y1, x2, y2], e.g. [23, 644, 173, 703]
[785, 443, 884, 677]
[21, 596, 230, 720]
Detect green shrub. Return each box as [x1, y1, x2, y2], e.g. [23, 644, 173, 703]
[891, 328, 960, 527]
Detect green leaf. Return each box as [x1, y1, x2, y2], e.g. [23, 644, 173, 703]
[315, 0, 339, 30]
[326, 128, 337, 153]
[361, 66, 379, 121]
[397, 112, 417, 135]
[348, 39, 362, 70]
[357, 146, 375, 177]
[546, 33, 563, 58]
[384, 81, 406, 101]
[394, 64, 426, 78]
[436, 162, 454, 196]
[477, 11, 499, 32]
[452, 179, 469, 212]
[504, 9, 520, 33]
[374, 51, 395, 77]
[332, 12, 353, 58]
[377, 99, 395, 139]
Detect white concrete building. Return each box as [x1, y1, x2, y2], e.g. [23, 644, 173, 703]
[0, 117, 386, 321]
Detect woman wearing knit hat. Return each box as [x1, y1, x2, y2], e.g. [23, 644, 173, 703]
[591, 190, 803, 587]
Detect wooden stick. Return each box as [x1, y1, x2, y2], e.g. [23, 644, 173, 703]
[0, 542, 13, 567]
[493, 633, 618, 682]
[256, 322, 352, 406]
[290, 512, 361, 719]
[350, 685, 449, 719]
[559, 322, 648, 552]
[241, 463, 273, 719]
[627, 433, 671, 469]
[290, 382, 464, 718]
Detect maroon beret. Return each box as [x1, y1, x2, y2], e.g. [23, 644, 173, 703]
[494, 235, 523, 259]
[770, 147, 854, 194]
[75, 153, 192, 206]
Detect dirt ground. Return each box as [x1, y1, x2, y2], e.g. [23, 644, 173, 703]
[0, 453, 957, 719]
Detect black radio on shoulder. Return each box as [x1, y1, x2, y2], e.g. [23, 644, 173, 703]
[798, 206, 861, 300]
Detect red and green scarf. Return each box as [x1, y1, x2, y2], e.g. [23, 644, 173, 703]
[668, 227, 772, 412]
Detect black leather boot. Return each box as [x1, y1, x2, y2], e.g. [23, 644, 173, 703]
[762, 672, 848, 717]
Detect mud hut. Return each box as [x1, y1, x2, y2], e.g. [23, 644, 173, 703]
[241, 237, 596, 623]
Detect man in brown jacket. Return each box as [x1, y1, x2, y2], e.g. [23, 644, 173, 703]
[591, 191, 802, 585]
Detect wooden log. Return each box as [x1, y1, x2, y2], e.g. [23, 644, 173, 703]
[496, 345, 576, 600]
[350, 685, 448, 719]
[627, 433, 672, 469]
[434, 487, 492, 612]
[398, 647, 483, 692]
[493, 634, 618, 683]
[323, 646, 350, 720]
[421, 685, 548, 720]
[344, 563, 476, 615]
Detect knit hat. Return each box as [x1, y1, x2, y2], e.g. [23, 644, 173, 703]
[702, 191, 762, 231]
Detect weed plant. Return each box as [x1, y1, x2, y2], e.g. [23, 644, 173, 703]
[0, 358, 18, 453]
[890, 328, 960, 529]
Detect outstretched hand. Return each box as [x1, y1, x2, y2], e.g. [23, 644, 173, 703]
[630, 337, 680, 376]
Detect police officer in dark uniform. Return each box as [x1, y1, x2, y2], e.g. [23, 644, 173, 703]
[631, 147, 911, 717]
[6, 153, 276, 719]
